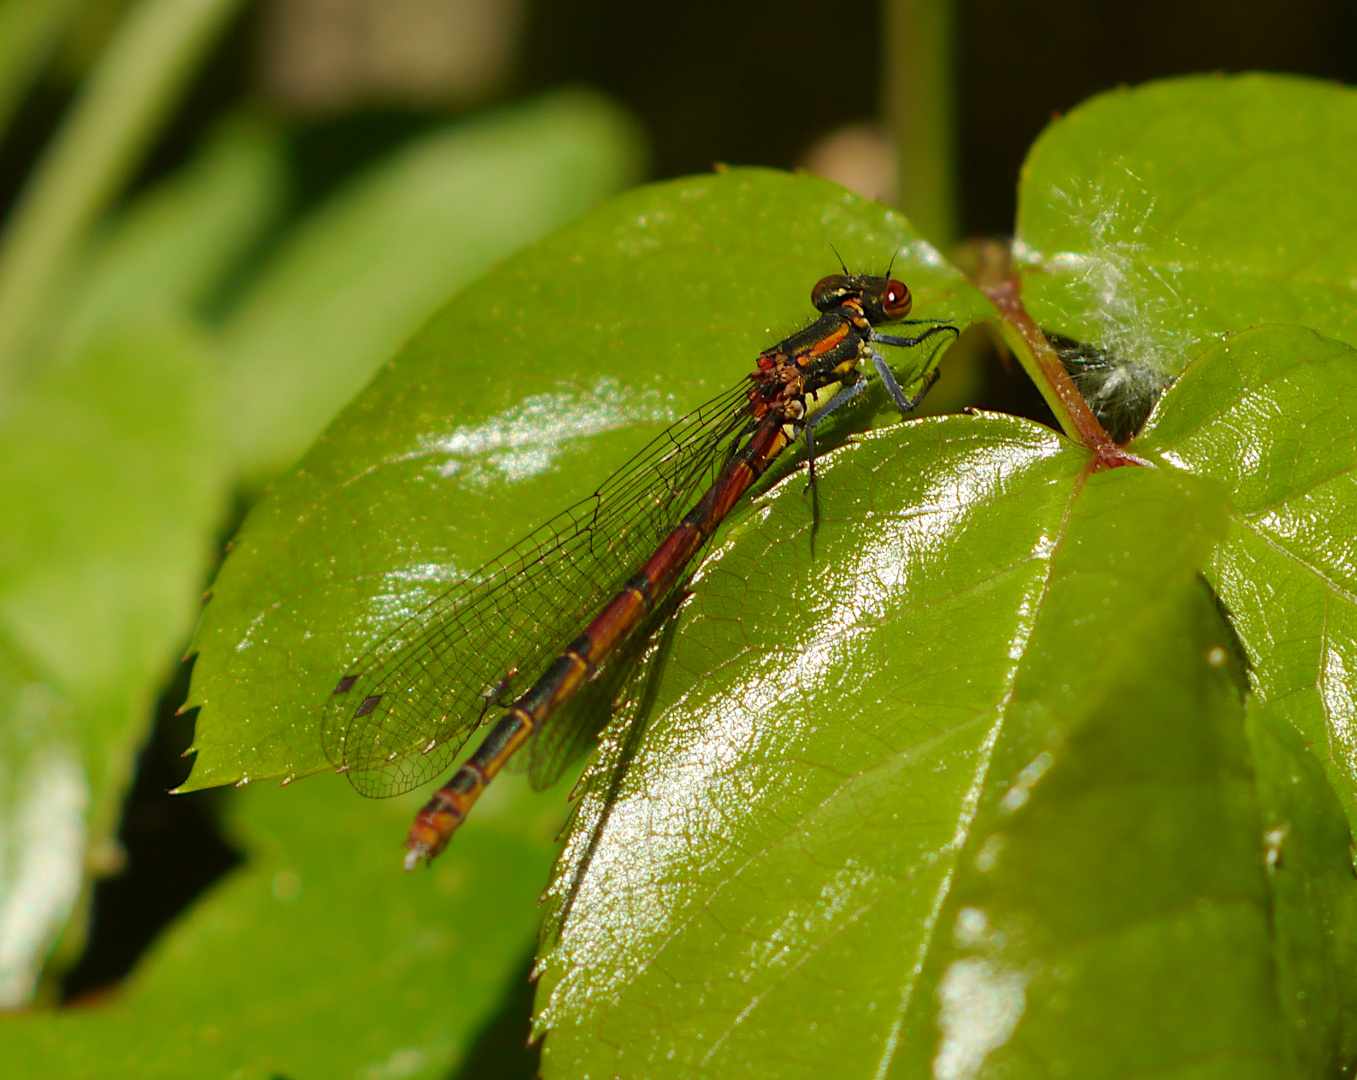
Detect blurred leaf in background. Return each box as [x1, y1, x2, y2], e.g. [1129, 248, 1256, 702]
[0, 312, 223, 1007]
[7, 770, 566, 1077]
[219, 88, 643, 482]
[0, 0, 642, 1028]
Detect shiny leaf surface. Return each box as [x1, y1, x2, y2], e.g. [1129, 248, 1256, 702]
[536, 417, 1357, 1075]
[1135, 325, 1357, 830]
[889, 541, 1354, 1076]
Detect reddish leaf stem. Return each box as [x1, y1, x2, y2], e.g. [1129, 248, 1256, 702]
[979, 273, 1133, 470]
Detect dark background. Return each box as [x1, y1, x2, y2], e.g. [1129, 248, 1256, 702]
[13, 1, 1355, 252]
[519, 0, 1357, 234]
[25, 0, 1355, 1065]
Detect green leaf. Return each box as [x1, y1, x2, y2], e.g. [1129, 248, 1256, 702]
[183, 167, 993, 792]
[1, 769, 562, 1077]
[1245, 698, 1357, 1072]
[216, 88, 648, 481]
[0, 321, 220, 743]
[533, 412, 1088, 1073]
[1016, 74, 1357, 373]
[886, 552, 1338, 1077]
[1134, 325, 1357, 830]
[530, 412, 1257, 1073]
[535, 426, 1356, 1075]
[0, 318, 223, 998]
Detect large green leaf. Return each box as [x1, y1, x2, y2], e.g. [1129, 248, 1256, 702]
[217, 88, 647, 481]
[1133, 325, 1357, 831]
[183, 168, 993, 792]
[887, 526, 1355, 1077]
[535, 420, 1357, 1075]
[1, 769, 562, 1077]
[1016, 74, 1357, 375]
[532, 412, 1091, 1073]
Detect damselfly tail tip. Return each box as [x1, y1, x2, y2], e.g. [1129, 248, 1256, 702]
[404, 793, 462, 869]
[402, 842, 429, 871]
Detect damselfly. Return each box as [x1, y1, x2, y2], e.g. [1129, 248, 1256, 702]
[321, 271, 958, 867]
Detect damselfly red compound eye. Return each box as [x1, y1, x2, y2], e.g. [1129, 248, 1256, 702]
[883, 279, 912, 320]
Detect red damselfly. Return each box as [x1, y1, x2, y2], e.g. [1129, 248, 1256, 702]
[321, 271, 958, 867]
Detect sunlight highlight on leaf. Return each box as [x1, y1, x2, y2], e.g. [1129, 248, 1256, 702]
[424, 377, 676, 486]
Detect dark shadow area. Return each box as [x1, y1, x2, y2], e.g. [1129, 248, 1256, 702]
[8, 0, 1347, 352]
[965, 333, 1062, 434]
[957, 0, 1357, 235]
[288, 107, 452, 209]
[60, 659, 242, 1003]
[0, 0, 1354, 292]
[447, 949, 542, 1080]
[131, 0, 260, 195]
[1049, 333, 1166, 445]
[519, 0, 883, 179]
[0, 81, 72, 224]
[515, 0, 1357, 244]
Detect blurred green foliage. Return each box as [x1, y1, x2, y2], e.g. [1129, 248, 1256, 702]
[0, 0, 642, 1052]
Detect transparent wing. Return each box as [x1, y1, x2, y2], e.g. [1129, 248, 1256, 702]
[321, 379, 754, 797]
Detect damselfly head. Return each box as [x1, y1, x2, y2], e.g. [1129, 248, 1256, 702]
[811, 274, 913, 324]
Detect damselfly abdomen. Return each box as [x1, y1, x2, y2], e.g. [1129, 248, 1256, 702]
[321, 272, 957, 867]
